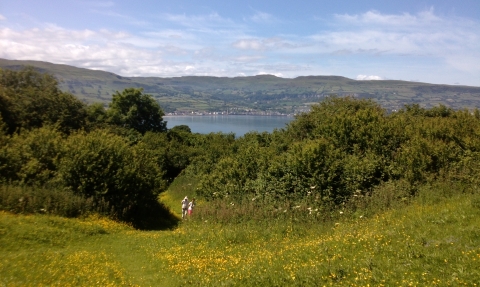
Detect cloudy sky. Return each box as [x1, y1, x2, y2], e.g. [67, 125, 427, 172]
[1, 0, 479, 86]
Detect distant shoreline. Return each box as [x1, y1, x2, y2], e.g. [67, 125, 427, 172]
[164, 114, 294, 117]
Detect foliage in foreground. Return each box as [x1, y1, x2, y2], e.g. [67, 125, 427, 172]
[1, 181, 479, 286]
[57, 129, 166, 221]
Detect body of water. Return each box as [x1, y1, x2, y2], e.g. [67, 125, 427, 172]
[164, 115, 294, 137]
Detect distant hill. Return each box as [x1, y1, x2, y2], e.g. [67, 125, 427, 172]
[2, 58, 480, 114]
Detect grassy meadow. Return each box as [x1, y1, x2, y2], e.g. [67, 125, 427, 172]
[1, 178, 480, 286]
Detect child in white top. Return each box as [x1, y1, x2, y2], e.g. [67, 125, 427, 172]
[181, 196, 189, 219]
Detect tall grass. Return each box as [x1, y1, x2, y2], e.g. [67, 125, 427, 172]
[0, 185, 112, 217]
[1, 179, 479, 286]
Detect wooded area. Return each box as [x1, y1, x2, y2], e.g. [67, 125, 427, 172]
[2, 67, 480, 229]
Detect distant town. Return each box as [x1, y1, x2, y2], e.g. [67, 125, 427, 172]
[165, 110, 296, 117]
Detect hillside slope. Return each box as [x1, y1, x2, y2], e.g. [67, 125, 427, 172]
[2, 58, 480, 114]
[1, 190, 479, 286]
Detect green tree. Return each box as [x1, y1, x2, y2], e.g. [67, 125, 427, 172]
[141, 127, 201, 181]
[0, 114, 7, 143]
[0, 67, 86, 134]
[86, 102, 108, 127]
[197, 132, 278, 200]
[0, 125, 64, 185]
[57, 129, 166, 222]
[107, 88, 167, 134]
[169, 125, 192, 134]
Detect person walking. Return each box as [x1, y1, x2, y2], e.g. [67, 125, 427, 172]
[181, 196, 189, 219]
[188, 198, 195, 216]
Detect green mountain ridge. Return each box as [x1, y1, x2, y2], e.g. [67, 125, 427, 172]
[2, 58, 480, 114]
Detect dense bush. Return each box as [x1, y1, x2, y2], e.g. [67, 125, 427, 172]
[0, 68, 180, 227]
[197, 132, 279, 200]
[0, 126, 64, 185]
[56, 129, 166, 222]
[186, 132, 237, 175]
[197, 96, 480, 207]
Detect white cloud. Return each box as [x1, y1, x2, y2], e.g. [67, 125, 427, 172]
[232, 39, 264, 50]
[0, 27, 159, 70]
[144, 30, 189, 40]
[313, 27, 452, 55]
[250, 11, 276, 23]
[258, 71, 283, 77]
[356, 75, 383, 80]
[232, 55, 263, 62]
[311, 9, 480, 76]
[335, 8, 441, 27]
[162, 12, 237, 29]
[0, 14, 6, 21]
[0, 8, 479, 85]
[232, 37, 297, 51]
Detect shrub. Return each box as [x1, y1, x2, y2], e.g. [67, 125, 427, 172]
[56, 129, 167, 223]
[0, 125, 64, 185]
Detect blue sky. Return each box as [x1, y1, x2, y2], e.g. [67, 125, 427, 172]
[1, 0, 479, 86]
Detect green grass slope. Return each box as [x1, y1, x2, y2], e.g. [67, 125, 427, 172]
[1, 186, 479, 286]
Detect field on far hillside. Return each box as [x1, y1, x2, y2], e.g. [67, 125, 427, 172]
[1, 182, 480, 286]
[2, 58, 480, 114]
